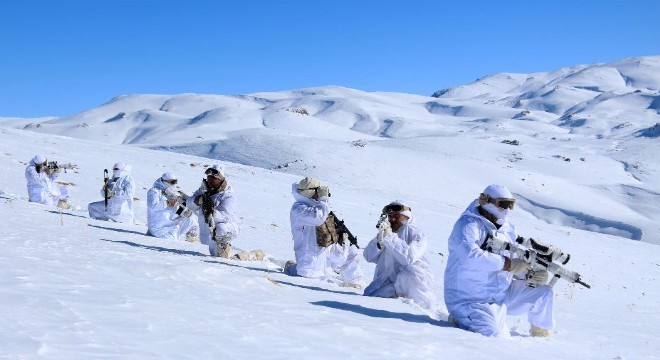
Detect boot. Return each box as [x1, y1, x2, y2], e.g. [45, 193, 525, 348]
[232, 251, 249, 261]
[218, 244, 232, 259]
[447, 314, 460, 328]
[185, 227, 199, 242]
[232, 249, 265, 261]
[341, 281, 363, 290]
[283, 260, 296, 275]
[57, 199, 71, 210]
[530, 324, 552, 338]
[250, 249, 265, 261]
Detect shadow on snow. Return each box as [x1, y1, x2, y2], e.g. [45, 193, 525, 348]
[47, 210, 88, 219]
[311, 300, 448, 327]
[272, 279, 360, 296]
[88, 223, 149, 236]
[99, 238, 208, 257]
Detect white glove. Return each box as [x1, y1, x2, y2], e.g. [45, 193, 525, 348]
[317, 186, 330, 199]
[526, 270, 549, 286]
[376, 214, 391, 249]
[380, 221, 392, 237]
[504, 257, 531, 274]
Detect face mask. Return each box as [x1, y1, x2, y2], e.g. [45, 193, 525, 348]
[483, 203, 511, 225]
[113, 170, 122, 178]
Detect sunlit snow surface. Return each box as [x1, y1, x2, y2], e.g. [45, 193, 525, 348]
[1, 56, 659, 358]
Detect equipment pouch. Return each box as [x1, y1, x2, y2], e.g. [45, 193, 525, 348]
[316, 213, 339, 247]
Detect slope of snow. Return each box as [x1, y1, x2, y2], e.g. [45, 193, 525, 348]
[2, 57, 659, 246]
[1, 125, 659, 359]
[0, 56, 659, 357]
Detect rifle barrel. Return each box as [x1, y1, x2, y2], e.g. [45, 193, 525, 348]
[576, 279, 591, 289]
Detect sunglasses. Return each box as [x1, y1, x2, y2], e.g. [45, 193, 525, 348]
[304, 187, 320, 196]
[489, 197, 515, 210]
[382, 204, 411, 214]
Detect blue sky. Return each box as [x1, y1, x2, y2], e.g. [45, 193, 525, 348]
[1, 0, 658, 118]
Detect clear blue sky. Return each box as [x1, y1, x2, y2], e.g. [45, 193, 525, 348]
[1, 0, 658, 118]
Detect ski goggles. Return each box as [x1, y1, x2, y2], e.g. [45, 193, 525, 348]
[205, 168, 221, 176]
[489, 197, 516, 210]
[205, 168, 219, 175]
[382, 204, 411, 214]
[163, 179, 178, 185]
[205, 167, 225, 180]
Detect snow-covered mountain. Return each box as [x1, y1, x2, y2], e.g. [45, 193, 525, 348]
[3, 56, 659, 244]
[1, 56, 659, 359]
[432, 56, 660, 139]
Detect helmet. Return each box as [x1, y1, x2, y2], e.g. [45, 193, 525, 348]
[479, 184, 515, 210]
[479, 184, 516, 225]
[297, 177, 321, 198]
[205, 165, 225, 180]
[32, 155, 47, 165]
[161, 172, 178, 185]
[382, 201, 412, 218]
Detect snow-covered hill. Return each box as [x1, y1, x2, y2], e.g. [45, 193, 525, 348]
[1, 124, 659, 359]
[2, 56, 659, 245]
[0, 55, 659, 358]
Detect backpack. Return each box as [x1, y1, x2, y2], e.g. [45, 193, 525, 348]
[316, 213, 339, 247]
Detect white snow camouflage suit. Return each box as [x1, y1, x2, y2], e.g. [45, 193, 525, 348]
[363, 214, 436, 309]
[287, 183, 363, 286]
[444, 200, 554, 337]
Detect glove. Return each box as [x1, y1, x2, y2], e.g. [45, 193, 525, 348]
[194, 195, 203, 206]
[377, 215, 391, 234]
[526, 270, 549, 286]
[339, 233, 349, 247]
[104, 186, 115, 198]
[166, 198, 178, 207]
[504, 257, 531, 274]
[317, 186, 330, 199]
[381, 221, 392, 237]
[375, 215, 391, 249]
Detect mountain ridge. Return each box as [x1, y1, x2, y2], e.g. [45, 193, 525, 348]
[1, 55, 658, 244]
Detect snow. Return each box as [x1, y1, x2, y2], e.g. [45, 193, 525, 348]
[1, 55, 660, 359]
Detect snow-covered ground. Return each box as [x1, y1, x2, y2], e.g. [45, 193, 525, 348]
[1, 56, 659, 359]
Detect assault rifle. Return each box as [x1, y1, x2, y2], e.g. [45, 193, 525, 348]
[47, 161, 78, 173]
[375, 214, 389, 249]
[163, 186, 193, 218]
[482, 233, 591, 289]
[329, 211, 359, 248]
[103, 169, 109, 210]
